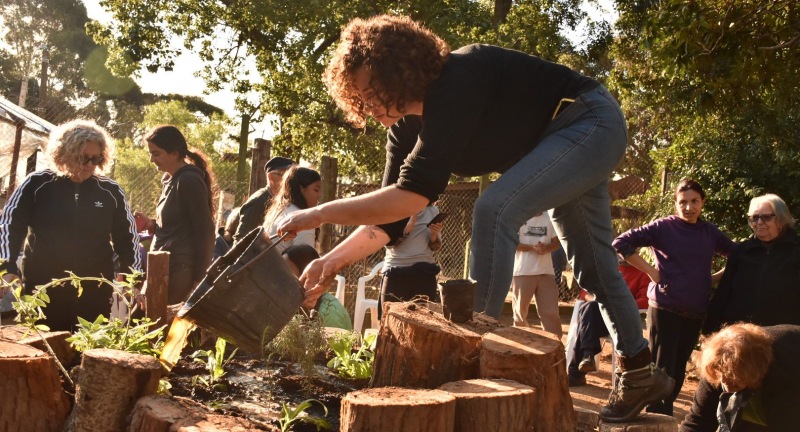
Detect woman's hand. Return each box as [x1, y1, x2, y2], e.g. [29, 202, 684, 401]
[134, 212, 155, 233]
[428, 222, 442, 240]
[299, 256, 344, 309]
[277, 208, 324, 240]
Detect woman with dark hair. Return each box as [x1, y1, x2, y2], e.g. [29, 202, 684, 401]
[135, 125, 215, 304]
[0, 119, 141, 331]
[264, 166, 321, 253]
[703, 194, 800, 334]
[613, 179, 736, 416]
[277, 14, 673, 422]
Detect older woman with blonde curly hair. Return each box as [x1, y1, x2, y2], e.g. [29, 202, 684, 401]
[681, 323, 800, 432]
[0, 119, 141, 331]
[278, 14, 671, 423]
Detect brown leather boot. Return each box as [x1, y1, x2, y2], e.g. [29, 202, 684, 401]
[600, 347, 674, 423]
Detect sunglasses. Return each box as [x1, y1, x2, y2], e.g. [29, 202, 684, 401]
[747, 213, 776, 223]
[80, 155, 105, 166]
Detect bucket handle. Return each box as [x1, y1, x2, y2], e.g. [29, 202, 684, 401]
[226, 232, 290, 281]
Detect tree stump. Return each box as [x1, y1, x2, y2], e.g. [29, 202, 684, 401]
[129, 395, 274, 432]
[0, 341, 70, 432]
[66, 348, 162, 432]
[372, 302, 500, 388]
[599, 413, 678, 431]
[340, 387, 456, 432]
[438, 378, 537, 432]
[480, 326, 576, 432]
[0, 324, 77, 367]
[575, 406, 600, 432]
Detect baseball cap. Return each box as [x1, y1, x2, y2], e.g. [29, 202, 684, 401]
[264, 156, 294, 173]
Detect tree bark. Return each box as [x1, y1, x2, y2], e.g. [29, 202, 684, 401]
[599, 413, 678, 431]
[66, 348, 162, 432]
[340, 387, 456, 432]
[438, 378, 537, 432]
[575, 406, 601, 432]
[480, 326, 576, 432]
[372, 302, 500, 388]
[128, 395, 275, 432]
[0, 341, 70, 432]
[0, 324, 77, 367]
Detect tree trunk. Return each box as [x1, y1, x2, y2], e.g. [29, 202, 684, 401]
[66, 348, 162, 432]
[599, 413, 678, 431]
[480, 326, 576, 432]
[128, 395, 275, 432]
[0, 324, 77, 367]
[372, 302, 500, 388]
[438, 378, 537, 432]
[340, 387, 456, 432]
[0, 341, 70, 432]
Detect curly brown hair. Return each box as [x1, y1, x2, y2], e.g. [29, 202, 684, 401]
[323, 14, 450, 128]
[47, 119, 114, 177]
[697, 323, 774, 391]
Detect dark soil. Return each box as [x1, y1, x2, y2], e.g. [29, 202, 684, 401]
[166, 351, 367, 431]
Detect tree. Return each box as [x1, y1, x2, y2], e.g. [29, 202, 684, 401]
[609, 0, 800, 237]
[90, 0, 588, 181]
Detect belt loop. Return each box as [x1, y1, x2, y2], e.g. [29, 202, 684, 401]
[552, 97, 575, 120]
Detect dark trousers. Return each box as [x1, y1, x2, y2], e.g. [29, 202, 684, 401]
[647, 306, 703, 416]
[377, 263, 439, 319]
[568, 300, 609, 376]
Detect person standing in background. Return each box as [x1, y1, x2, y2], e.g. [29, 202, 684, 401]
[511, 212, 562, 338]
[233, 157, 294, 244]
[135, 125, 215, 305]
[0, 119, 141, 331]
[263, 166, 322, 253]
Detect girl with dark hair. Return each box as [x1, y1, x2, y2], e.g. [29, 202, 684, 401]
[613, 179, 736, 416]
[264, 166, 321, 253]
[135, 125, 216, 304]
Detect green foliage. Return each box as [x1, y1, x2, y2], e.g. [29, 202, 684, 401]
[267, 314, 328, 381]
[190, 337, 238, 390]
[326, 332, 376, 380]
[279, 399, 332, 432]
[67, 315, 165, 357]
[7, 280, 50, 333]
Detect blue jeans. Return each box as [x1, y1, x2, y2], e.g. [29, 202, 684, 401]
[470, 86, 648, 357]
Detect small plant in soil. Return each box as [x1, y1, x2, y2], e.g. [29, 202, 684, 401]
[279, 398, 332, 432]
[190, 336, 237, 390]
[267, 314, 328, 384]
[326, 331, 376, 380]
[67, 314, 164, 356]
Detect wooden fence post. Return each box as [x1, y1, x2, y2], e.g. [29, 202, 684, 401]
[249, 138, 271, 196]
[145, 251, 170, 325]
[318, 155, 338, 254]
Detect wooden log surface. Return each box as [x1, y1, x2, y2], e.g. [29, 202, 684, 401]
[0, 341, 70, 432]
[439, 378, 537, 432]
[129, 395, 275, 432]
[66, 348, 162, 432]
[599, 413, 678, 431]
[0, 324, 77, 367]
[372, 301, 501, 388]
[480, 326, 576, 432]
[575, 406, 601, 432]
[340, 387, 456, 432]
[145, 251, 169, 321]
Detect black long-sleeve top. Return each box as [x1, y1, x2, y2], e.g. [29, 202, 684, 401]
[703, 229, 800, 335]
[232, 186, 272, 244]
[680, 325, 800, 432]
[378, 43, 598, 241]
[0, 170, 141, 285]
[151, 164, 215, 282]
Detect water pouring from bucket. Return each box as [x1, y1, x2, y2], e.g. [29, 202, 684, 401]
[158, 228, 303, 370]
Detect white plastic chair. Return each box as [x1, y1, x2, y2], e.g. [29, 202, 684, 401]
[334, 275, 346, 305]
[353, 261, 383, 334]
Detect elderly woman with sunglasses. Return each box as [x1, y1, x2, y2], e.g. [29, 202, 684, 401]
[0, 119, 142, 331]
[703, 194, 800, 335]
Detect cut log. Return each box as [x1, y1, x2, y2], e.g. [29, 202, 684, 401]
[599, 413, 678, 431]
[145, 251, 170, 322]
[438, 378, 537, 432]
[480, 326, 576, 432]
[66, 348, 162, 432]
[0, 324, 77, 367]
[340, 387, 456, 432]
[0, 341, 70, 432]
[575, 406, 601, 432]
[128, 395, 275, 432]
[372, 301, 501, 388]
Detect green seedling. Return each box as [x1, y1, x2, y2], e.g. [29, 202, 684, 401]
[67, 315, 165, 357]
[267, 314, 327, 383]
[279, 399, 332, 432]
[190, 336, 238, 390]
[326, 331, 376, 380]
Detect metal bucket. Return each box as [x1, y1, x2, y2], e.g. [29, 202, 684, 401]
[178, 227, 303, 353]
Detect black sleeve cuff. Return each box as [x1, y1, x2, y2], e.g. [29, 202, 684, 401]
[377, 218, 410, 246]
